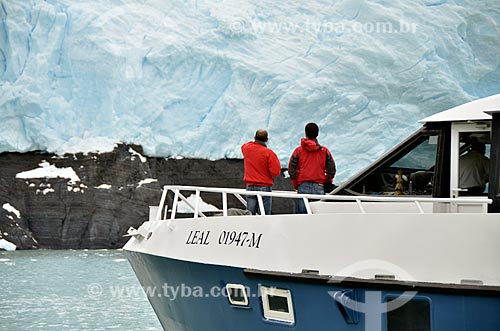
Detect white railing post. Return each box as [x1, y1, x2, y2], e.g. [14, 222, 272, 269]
[194, 189, 200, 219]
[156, 188, 168, 221]
[356, 199, 366, 214]
[257, 194, 265, 215]
[222, 191, 228, 216]
[482, 202, 488, 213]
[414, 201, 425, 214]
[171, 188, 179, 220]
[234, 193, 247, 208]
[303, 197, 312, 214]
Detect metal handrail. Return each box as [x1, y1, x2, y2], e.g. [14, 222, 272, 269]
[154, 185, 492, 220]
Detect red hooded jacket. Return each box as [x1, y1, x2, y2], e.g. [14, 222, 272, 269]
[288, 138, 336, 190]
[241, 141, 281, 186]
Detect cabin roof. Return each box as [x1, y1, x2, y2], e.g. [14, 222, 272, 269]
[420, 94, 500, 123]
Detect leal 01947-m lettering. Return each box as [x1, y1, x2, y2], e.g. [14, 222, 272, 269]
[185, 230, 263, 248]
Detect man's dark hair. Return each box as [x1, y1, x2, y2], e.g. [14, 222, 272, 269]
[305, 122, 319, 139]
[254, 129, 268, 143]
[471, 140, 486, 154]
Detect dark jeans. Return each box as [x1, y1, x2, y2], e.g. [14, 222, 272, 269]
[296, 182, 324, 214]
[246, 186, 272, 215]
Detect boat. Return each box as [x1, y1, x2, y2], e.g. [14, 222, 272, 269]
[124, 94, 500, 331]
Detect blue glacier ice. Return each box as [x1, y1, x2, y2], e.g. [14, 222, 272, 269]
[1, 0, 499, 182]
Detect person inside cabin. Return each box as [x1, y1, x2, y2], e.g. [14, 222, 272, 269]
[288, 122, 336, 213]
[241, 129, 281, 215]
[459, 140, 490, 196]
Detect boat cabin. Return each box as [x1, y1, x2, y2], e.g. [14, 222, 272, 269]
[332, 94, 500, 213]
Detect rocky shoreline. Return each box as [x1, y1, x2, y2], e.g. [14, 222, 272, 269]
[0, 144, 293, 250]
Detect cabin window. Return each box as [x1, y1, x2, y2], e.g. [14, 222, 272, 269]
[344, 132, 439, 196]
[225, 284, 249, 306]
[387, 300, 431, 331]
[260, 286, 295, 324]
[391, 137, 437, 170]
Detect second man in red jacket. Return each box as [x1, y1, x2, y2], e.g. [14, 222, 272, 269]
[288, 122, 336, 214]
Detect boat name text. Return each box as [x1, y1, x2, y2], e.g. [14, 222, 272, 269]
[185, 230, 262, 248]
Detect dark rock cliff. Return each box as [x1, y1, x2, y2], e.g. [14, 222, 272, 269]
[0, 144, 294, 250]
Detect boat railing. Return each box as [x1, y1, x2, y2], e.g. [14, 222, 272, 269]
[153, 185, 492, 221]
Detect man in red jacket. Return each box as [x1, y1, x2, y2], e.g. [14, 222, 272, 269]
[241, 129, 281, 215]
[288, 123, 336, 214]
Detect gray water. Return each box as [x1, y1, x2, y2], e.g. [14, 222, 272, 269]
[0, 249, 163, 331]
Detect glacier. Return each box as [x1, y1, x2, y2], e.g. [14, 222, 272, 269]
[1, 0, 499, 182]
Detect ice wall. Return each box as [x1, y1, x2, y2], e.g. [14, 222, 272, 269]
[1, 0, 499, 182]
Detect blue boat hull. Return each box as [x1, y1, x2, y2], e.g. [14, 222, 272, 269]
[126, 251, 500, 331]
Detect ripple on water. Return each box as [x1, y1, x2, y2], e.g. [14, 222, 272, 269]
[1, 250, 162, 331]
